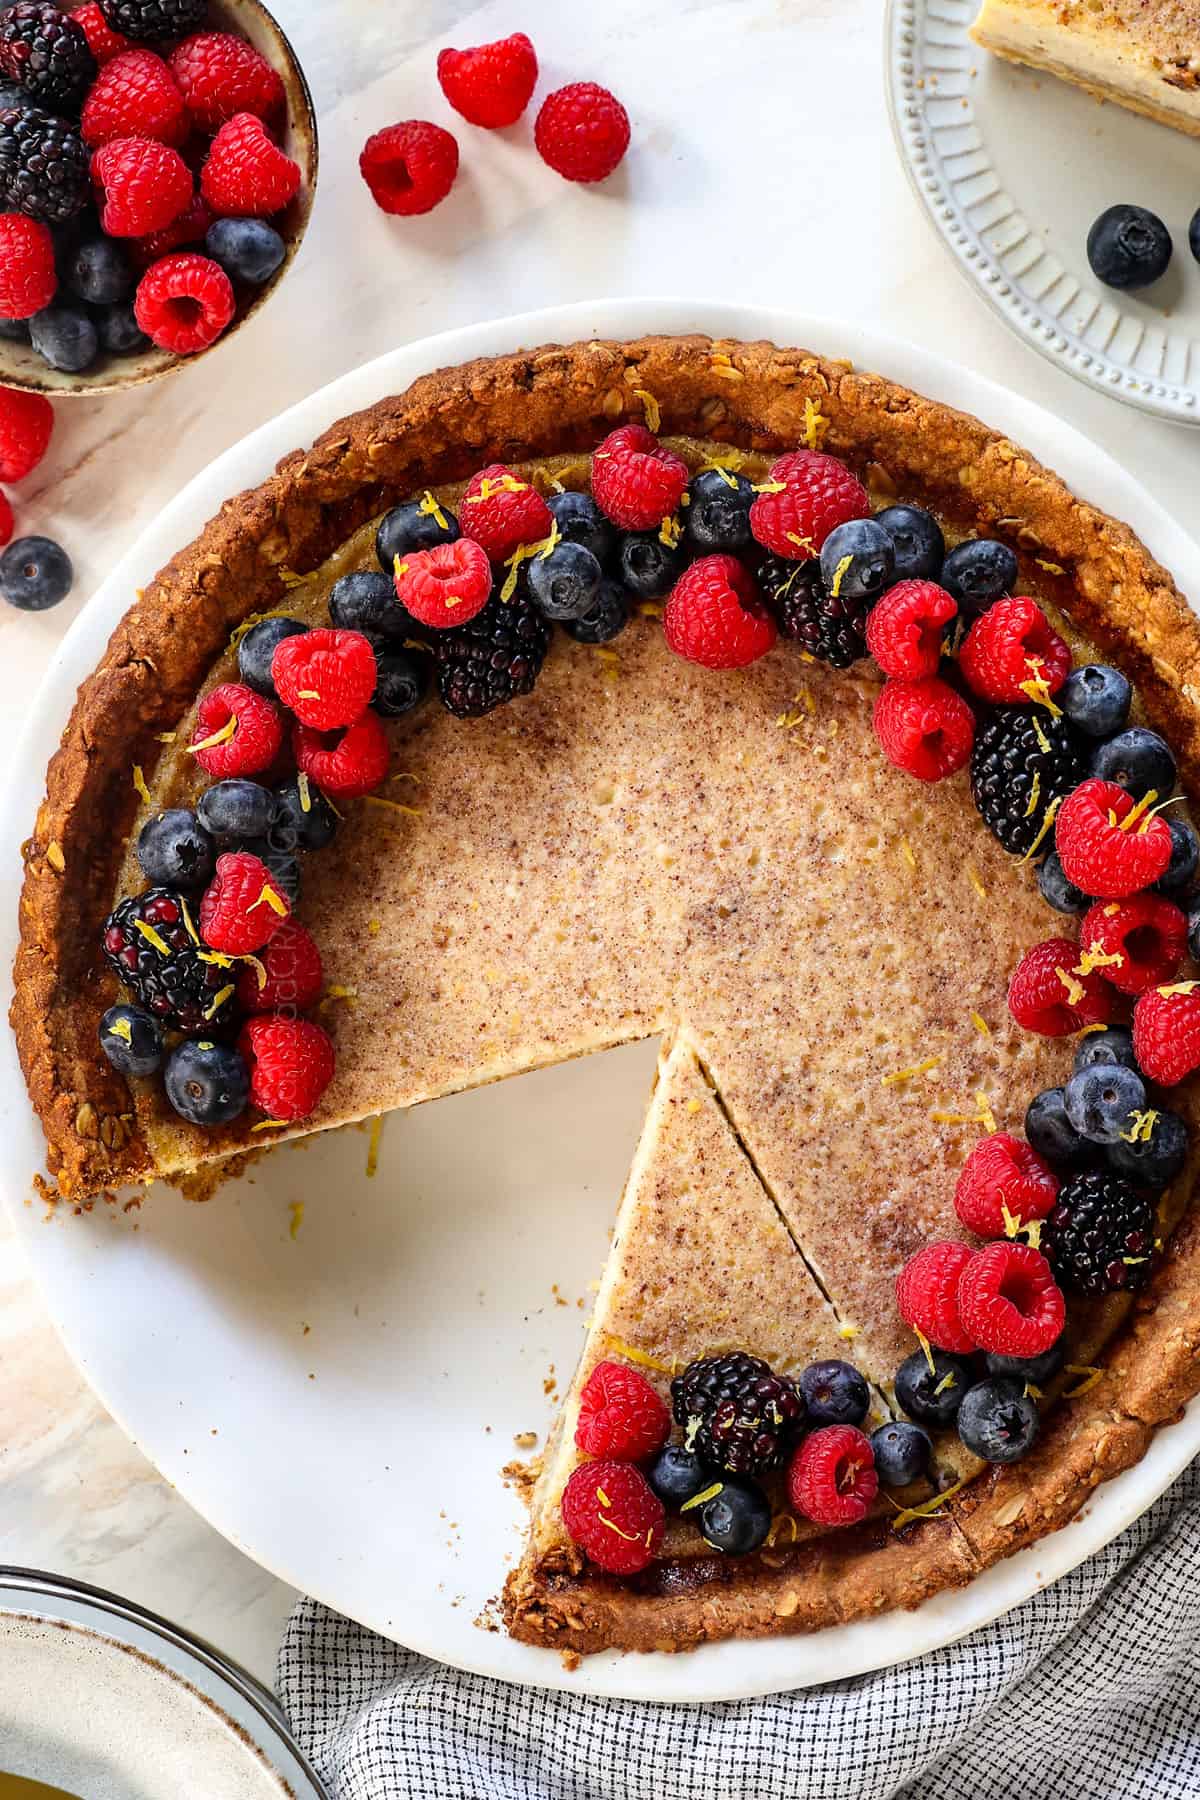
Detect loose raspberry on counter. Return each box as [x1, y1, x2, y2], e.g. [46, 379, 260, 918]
[534, 81, 630, 183]
[239, 1013, 334, 1121]
[958, 595, 1071, 706]
[272, 627, 377, 732]
[748, 449, 870, 561]
[168, 30, 285, 131]
[133, 250, 233, 353]
[1007, 936, 1114, 1036]
[864, 578, 957, 679]
[0, 213, 57, 318]
[895, 1240, 975, 1354]
[0, 386, 52, 482]
[574, 1359, 671, 1462]
[1055, 777, 1174, 899]
[393, 537, 492, 629]
[81, 48, 188, 147]
[560, 1459, 664, 1574]
[787, 1425, 878, 1528]
[955, 1241, 1065, 1359]
[1077, 894, 1187, 995]
[235, 917, 323, 1014]
[92, 135, 192, 236]
[1133, 982, 1200, 1087]
[128, 192, 213, 266]
[459, 462, 552, 561]
[358, 119, 458, 216]
[663, 554, 777, 670]
[188, 680, 282, 778]
[872, 675, 974, 782]
[590, 424, 688, 532]
[201, 111, 300, 217]
[73, 1, 131, 64]
[954, 1132, 1059, 1239]
[293, 708, 391, 800]
[199, 848, 291, 954]
[437, 31, 537, 129]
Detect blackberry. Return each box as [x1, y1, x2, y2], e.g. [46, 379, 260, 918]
[0, 105, 89, 224]
[969, 707, 1086, 856]
[102, 887, 236, 1033]
[1043, 1169, 1157, 1297]
[433, 586, 551, 718]
[0, 6, 94, 112]
[670, 1352, 804, 1477]
[97, 0, 207, 41]
[759, 553, 867, 669]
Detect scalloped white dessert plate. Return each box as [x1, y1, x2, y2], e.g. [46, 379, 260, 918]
[3, 300, 1200, 1703]
[886, 0, 1200, 424]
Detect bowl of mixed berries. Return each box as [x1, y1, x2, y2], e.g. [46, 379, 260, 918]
[0, 0, 316, 392]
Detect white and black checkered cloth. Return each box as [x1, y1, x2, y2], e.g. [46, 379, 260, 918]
[278, 1461, 1200, 1800]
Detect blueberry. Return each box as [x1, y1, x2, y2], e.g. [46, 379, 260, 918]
[546, 490, 615, 565]
[136, 807, 215, 889]
[1191, 206, 1200, 266]
[818, 517, 894, 605]
[894, 1349, 973, 1427]
[875, 504, 945, 582]
[1089, 727, 1175, 800]
[1037, 850, 1089, 914]
[329, 569, 407, 639]
[0, 535, 73, 611]
[986, 1335, 1066, 1386]
[684, 468, 755, 553]
[164, 1039, 249, 1127]
[1106, 1108, 1189, 1191]
[1025, 1086, 1093, 1172]
[1154, 817, 1199, 896]
[939, 539, 1018, 616]
[565, 578, 630, 644]
[528, 541, 603, 621]
[1074, 1026, 1138, 1077]
[373, 646, 432, 717]
[99, 1003, 163, 1078]
[97, 302, 148, 355]
[1087, 204, 1172, 290]
[617, 531, 687, 601]
[869, 1420, 932, 1487]
[798, 1357, 870, 1427]
[240, 835, 301, 906]
[1064, 1062, 1147, 1145]
[205, 216, 285, 286]
[197, 779, 275, 844]
[696, 1477, 772, 1555]
[956, 1378, 1040, 1463]
[30, 304, 97, 373]
[375, 497, 459, 573]
[68, 235, 132, 306]
[237, 616, 307, 698]
[1188, 895, 1200, 964]
[271, 775, 338, 852]
[0, 315, 29, 341]
[1060, 664, 1131, 739]
[646, 1443, 712, 1511]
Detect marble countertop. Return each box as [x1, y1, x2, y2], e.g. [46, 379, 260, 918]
[2, 0, 1197, 1691]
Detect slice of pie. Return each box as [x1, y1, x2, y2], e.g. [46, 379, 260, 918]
[13, 334, 1200, 1656]
[971, 0, 1200, 137]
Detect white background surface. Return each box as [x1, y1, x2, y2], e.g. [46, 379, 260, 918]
[1, 0, 1198, 1691]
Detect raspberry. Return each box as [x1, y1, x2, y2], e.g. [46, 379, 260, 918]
[436, 31, 537, 129]
[786, 1425, 878, 1528]
[459, 463, 552, 561]
[1007, 935, 1114, 1036]
[235, 917, 323, 1015]
[575, 1359, 670, 1461]
[393, 538, 492, 630]
[0, 4, 94, 112]
[1055, 778, 1173, 899]
[0, 492, 12, 549]
[0, 385, 52, 481]
[358, 119, 457, 216]
[272, 628, 377, 731]
[1133, 982, 1200, 1086]
[81, 48, 188, 148]
[201, 111, 299, 217]
[560, 1459, 664, 1575]
[864, 578, 957, 679]
[199, 848, 290, 954]
[92, 135, 192, 236]
[534, 81, 630, 183]
[189, 680, 283, 778]
[133, 249, 232, 353]
[0, 107, 90, 224]
[958, 596, 1071, 705]
[590, 424, 688, 532]
[293, 709, 390, 800]
[72, 1, 130, 64]
[662, 554, 777, 670]
[955, 1241, 1065, 1358]
[954, 1132, 1059, 1238]
[238, 1013, 334, 1122]
[1078, 894, 1187, 995]
[749, 449, 870, 560]
[0, 213, 56, 317]
[128, 191, 211, 267]
[168, 31, 284, 131]
[895, 1241, 975, 1354]
[872, 675, 974, 782]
